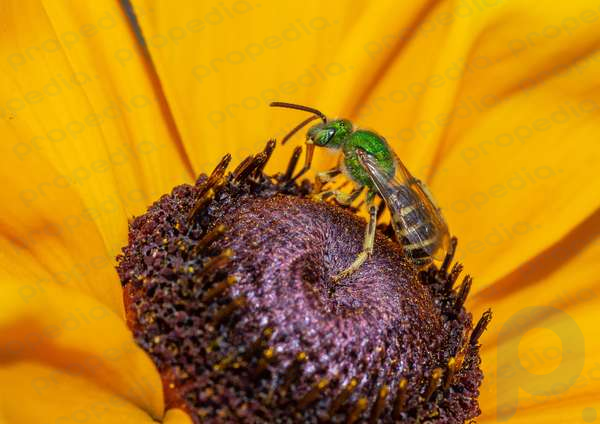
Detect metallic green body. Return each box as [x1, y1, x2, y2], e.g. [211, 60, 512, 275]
[341, 130, 395, 189]
[307, 119, 395, 189]
[270, 101, 450, 279]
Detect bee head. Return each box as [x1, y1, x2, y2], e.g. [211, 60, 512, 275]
[307, 119, 352, 148]
[269, 102, 351, 149]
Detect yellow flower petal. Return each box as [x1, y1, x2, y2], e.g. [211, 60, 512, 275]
[2, 2, 597, 423]
[468, 213, 600, 421]
[0, 0, 192, 259]
[0, 279, 163, 419]
[471, 211, 599, 311]
[478, 302, 600, 423]
[479, 399, 600, 424]
[352, 0, 600, 170]
[129, 0, 436, 172]
[347, 0, 600, 285]
[432, 63, 600, 286]
[0, 362, 157, 423]
[164, 408, 194, 424]
[0, 142, 123, 314]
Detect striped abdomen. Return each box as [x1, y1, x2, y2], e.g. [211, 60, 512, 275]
[388, 186, 441, 266]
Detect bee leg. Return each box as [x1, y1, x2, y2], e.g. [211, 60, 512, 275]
[334, 186, 364, 206]
[311, 189, 340, 203]
[314, 167, 341, 192]
[316, 168, 341, 183]
[333, 192, 377, 282]
[312, 186, 363, 206]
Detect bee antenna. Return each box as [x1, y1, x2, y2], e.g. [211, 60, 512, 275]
[280, 115, 319, 145]
[270, 102, 327, 123]
[270, 102, 328, 146]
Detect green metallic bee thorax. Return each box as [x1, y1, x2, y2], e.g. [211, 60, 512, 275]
[342, 130, 395, 188]
[306, 118, 395, 189]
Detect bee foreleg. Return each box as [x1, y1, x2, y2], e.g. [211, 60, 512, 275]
[332, 193, 377, 282]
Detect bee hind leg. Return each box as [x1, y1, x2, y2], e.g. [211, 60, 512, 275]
[332, 192, 377, 282]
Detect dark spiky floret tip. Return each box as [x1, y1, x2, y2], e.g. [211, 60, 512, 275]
[116, 142, 489, 423]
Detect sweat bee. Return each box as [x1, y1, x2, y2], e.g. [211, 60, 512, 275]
[271, 101, 450, 280]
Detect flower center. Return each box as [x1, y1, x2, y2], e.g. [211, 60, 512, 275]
[117, 142, 491, 423]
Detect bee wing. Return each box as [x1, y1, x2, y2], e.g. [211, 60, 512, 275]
[356, 149, 450, 261]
